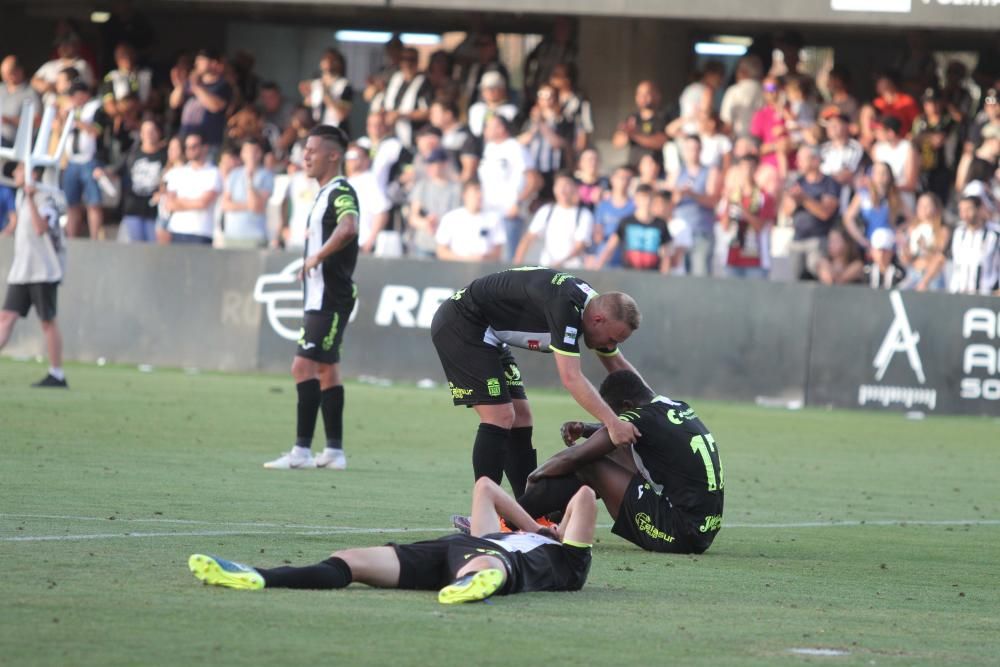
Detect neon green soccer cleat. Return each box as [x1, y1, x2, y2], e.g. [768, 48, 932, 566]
[437, 568, 505, 605]
[188, 554, 265, 591]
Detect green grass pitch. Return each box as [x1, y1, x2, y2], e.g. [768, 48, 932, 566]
[2, 358, 998, 666]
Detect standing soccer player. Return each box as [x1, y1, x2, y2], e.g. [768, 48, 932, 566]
[264, 125, 359, 470]
[431, 267, 643, 498]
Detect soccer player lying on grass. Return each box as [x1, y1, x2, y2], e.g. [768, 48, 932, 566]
[515, 369, 724, 554]
[188, 478, 596, 604]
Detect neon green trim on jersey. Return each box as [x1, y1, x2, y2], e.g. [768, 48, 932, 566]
[562, 540, 592, 549]
[322, 312, 340, 352]
[549, 345, 580, 357]
[594, 347, 620, 357]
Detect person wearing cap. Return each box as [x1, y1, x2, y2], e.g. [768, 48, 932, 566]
[819, 106, 866, 213]
[873, 115, 918, 214]
[956, 88, 1000, 193]
[169, 48, 232, 159]
[912, 88, 959, 204]
[408, 147, 461, 258]
[61, 81, 107, 239]
[32, 33, 94, 96]
[468, 71, 519, 138]
[372, 47, 433, 149]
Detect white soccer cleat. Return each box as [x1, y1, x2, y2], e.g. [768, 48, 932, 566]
[263, 448, 317, 470]
[315, 448, 347, 470]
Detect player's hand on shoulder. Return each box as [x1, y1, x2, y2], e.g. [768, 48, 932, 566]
[560, 421, 585, 446]
[607, 418, 640, 447]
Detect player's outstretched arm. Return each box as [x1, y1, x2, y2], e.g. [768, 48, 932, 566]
[529, 427, 616, 481]
[470, 477, 542, 537]
[558, 486, 598, 546]
[553, 352, 639, 446]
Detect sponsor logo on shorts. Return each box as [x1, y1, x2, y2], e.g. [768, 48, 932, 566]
[299, 342, 316, 351]
[504, 365, 523, 387]
[563, 326, 578, 346]
[449, 382, 474, 400]
[635, 512, 675, 543]
[699, 514, 723, 533]
[527, 340, 540, 351]
[486, 377, 502, 397]
[636, 483, 646, 500]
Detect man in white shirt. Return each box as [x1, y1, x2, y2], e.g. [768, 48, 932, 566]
[61, 82, 105, 239]
[513, 170, 593, 269]
[163, 132, 221, 245]
[719, 56, 764, 138]
[0, 163, 68, 388]
[221, 138, 274, 248]
[435, 179, 505, 262]
[478, 115, 540, 260]
[31, 34, 94, 97]
[344, 144, 392, 255]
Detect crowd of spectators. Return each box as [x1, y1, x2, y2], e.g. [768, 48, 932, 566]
[1, 20, 998, 295]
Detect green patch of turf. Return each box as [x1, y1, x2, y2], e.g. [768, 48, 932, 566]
[1, 359, 998, 666]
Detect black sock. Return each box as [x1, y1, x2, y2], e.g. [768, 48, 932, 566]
[473, 423, 510, 484]
[257, 557, 353, 590]
[517, 475, 583, 518]
[504, 426, 537, 498]
[295, 379, 322, 448]
[321, 385, 345, 449]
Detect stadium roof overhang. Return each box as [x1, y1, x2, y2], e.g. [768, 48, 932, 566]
[15, 0, 1000, 32]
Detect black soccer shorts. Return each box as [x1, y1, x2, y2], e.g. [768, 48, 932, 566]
[390, 534, 515, 591]
[611, 474, 714, 554]
[3, 282, 59, 321]
[430, 299, 528, 406]
[296, 299, 354, 365]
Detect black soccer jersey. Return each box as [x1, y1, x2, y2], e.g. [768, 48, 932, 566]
[454, 267, 616, 357]
[619, 396, 724, 536]
[479, 532, 591, 594]
[303, 176, 360, 311]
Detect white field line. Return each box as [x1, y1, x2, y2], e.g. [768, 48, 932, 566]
[1, 514, 998, 543]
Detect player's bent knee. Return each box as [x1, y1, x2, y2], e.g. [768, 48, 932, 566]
[572, 485, 598, 505]
[473, 476, 500, 495]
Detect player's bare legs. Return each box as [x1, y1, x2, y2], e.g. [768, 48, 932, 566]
[330, 546, 401, 587]
[39, 318, 62, 370]
[574, 458, 635, 519]
[0, 310, 17, 348]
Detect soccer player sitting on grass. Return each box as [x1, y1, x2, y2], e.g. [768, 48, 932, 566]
[514, 369, 724, 554]
[188, 477, 596, 604]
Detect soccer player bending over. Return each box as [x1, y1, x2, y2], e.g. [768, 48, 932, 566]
[188, 478, 596, 604]
[517, 369, 724, 554]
